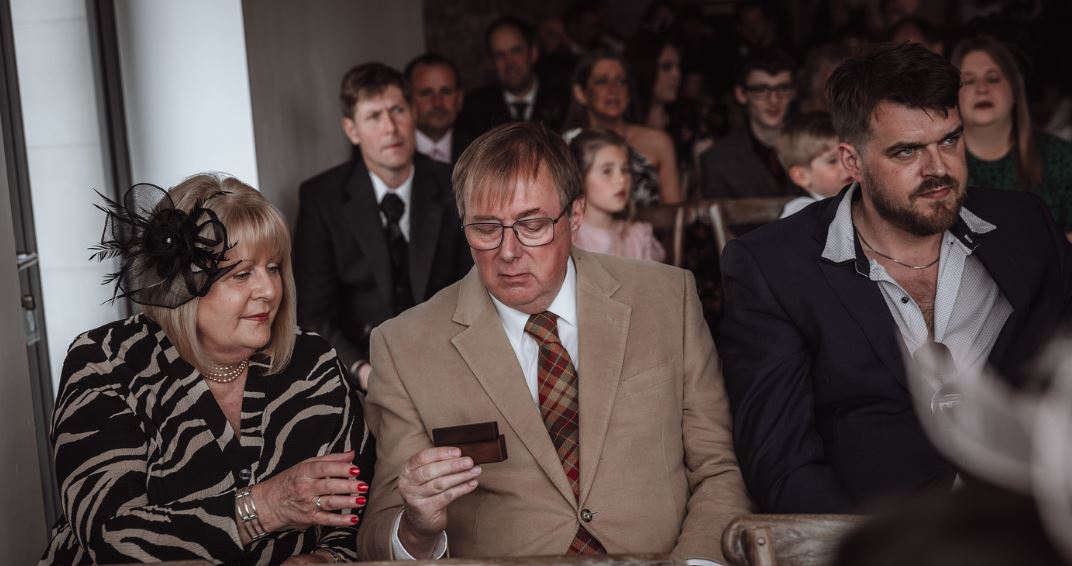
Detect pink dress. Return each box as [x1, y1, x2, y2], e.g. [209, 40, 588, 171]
[574, 220, 667, 262]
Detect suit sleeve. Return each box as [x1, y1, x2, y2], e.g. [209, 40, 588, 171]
[50, 340, 246, 563]
[293, 182, 365, 370]
[673, 270, 753, 563]
[357, 327, 434, 560]
[718, 240, 854, 512]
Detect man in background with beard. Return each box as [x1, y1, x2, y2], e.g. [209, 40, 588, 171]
[717, 42, 1072, 514]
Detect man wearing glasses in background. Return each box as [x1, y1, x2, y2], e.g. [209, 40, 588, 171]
[358, 122, 751, 564]
[701, 48, 799, 199]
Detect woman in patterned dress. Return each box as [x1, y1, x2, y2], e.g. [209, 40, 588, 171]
[563, 49, 683, 206]
[39, 174, 372, 565]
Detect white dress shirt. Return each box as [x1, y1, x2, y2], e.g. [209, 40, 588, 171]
[416, 129, 453, 164]
[390, 257, 720, 565]
[369, 165, 415, 240]
[503, 78, 538, 121]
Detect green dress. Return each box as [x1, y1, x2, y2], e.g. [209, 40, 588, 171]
[966, 133, 1072, 230]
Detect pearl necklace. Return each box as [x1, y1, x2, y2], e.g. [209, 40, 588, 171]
[202, 359, 249, 383]
[855, 228, 940, 270]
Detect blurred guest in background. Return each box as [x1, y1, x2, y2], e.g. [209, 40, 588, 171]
[570, 129, 666, 261]
[798, 42, 854, 112]
[775, 111, 852, 218]
[888, 16, 944, 55]
[700, 48, 797, 199]
[953, 35, 1072, 233]
[456, 17, 569, 135]
[40, 175, 372, 565]
[405, 53, 474, 165]
[628, 38, 682, 133]
[564, 50, 682, 205]
[295, 63, 471, 391]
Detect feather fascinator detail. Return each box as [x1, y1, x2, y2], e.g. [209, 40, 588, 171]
[90, 183, 236, 308]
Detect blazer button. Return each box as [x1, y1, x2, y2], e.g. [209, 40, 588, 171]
[580, 509, 594, 522]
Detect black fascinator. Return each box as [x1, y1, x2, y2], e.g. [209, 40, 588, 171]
[90, 183, 236, 308]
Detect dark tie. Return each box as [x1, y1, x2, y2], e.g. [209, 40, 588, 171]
[524, 312, 606, 555]
[379, 193, 414, 313]
[511, 101, 530, 121]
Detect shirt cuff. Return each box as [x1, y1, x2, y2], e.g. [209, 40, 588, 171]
[687, 559, 723, 566]
[390, 509, 448, 560]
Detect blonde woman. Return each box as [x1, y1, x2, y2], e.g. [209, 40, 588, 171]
[40, 174, 371, 565]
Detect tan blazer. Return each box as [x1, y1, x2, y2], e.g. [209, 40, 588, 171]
[358, 249, 751, 562]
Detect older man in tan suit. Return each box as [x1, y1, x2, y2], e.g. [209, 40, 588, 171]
[357, 122, 750, 564]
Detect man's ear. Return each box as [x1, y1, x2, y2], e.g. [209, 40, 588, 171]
[733, 85, 747, 106]
[569, 196, 585, 234]
[788, 164, 811, 189]
[529, 44, 540, 65]
[839, 141, 863, 183]
[341, 116, 361, 146]
[454, 88, 465, 112]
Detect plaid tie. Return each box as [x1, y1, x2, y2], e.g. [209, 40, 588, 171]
[524, 312, 606, 555]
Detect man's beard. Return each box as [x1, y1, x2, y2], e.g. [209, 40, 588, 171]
[863, 168, 966, 236]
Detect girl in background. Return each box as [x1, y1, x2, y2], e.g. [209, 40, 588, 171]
[570, 129, 666, 262]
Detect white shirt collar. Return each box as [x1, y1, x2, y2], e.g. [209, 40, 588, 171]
[415, 129, 453, 164]
[368, 165, 415, 239]
[490, 255, 577, 344]
[821, 182, 997, 264]
[503, 78, 538, 120]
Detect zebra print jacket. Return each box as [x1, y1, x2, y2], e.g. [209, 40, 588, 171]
[39, 314, 373, 565]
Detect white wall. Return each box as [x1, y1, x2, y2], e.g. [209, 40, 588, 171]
[115, 0, 259, 189]
[11, 0, 124, 390]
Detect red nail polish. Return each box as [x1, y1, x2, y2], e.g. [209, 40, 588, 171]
[350, 515, 360, 524]
[349, 467, 360, 476]
[357, 483, 369, 493]
[355, 496, 367, 505]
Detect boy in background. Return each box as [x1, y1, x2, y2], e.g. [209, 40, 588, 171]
[776, 111, 853, 218]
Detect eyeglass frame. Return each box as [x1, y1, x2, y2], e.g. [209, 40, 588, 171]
[461, 200, 575, 251]
[742, 82, 795, 100]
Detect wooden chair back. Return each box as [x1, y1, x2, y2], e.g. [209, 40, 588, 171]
[633, 204, 688, 267]
[721, 514, 866, 566]
[706, 197, 794, 256]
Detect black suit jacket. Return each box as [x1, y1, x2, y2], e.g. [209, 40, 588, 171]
[455, 80, 569, 136]
[717, 187, 1072, 513]
[451, 127, 477, 164]
[293, 154, 473, 372]
[700, 125, 789, 199]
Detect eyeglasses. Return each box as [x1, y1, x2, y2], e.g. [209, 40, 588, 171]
[743, 82, 795, 100]
[462, 201, 572, 251]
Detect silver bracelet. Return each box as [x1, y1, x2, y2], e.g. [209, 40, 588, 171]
[235, 486, 269, 542]
[316, 547, 347, 563]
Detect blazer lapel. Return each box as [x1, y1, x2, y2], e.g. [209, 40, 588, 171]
[342, 162, 395, 311]
[450, 271, 577, 506]
[972, 231, 1029, 372]
[813, 197, 906, 387]
[407, 159, 446, 301]
[572, 250, 630, 503]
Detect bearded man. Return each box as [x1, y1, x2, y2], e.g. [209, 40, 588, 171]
[717, 41, 1072, 513]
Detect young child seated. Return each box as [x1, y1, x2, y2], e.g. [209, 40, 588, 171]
[569, 129, 666, 262]
[775, 111, 853, 218]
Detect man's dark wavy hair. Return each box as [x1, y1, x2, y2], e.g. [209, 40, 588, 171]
[827, 41, 961, 146]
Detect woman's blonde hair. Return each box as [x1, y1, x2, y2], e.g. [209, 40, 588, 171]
[141, 173, 297, 374]
[569, 128, 636, 221]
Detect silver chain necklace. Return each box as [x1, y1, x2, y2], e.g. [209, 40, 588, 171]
[855, 228, 940, 270]
[202, 359, 249, 383]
